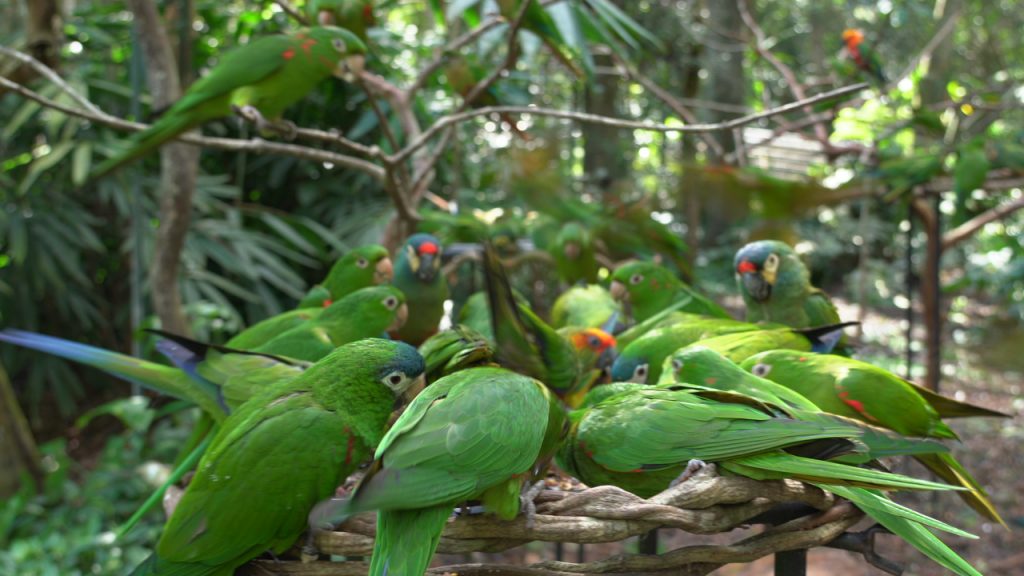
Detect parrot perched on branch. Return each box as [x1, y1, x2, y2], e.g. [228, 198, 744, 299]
[90, 26, 367, 181]
[734, 240, 843, 330]
[610, 261, 731, 321]
[741, 350, 1009, 525]
[391, 233, 450, 346]
[840, 28, 886, 85]
[550, 284, 621, 331]
[559, 384, 983, 576]
[309, 366, 567, 576]
[129, 339, 425, 576]
[297, 244, 393, 309]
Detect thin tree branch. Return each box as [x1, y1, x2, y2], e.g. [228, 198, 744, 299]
[895, 6, 962, 85]
[390, 83, 869, 165]
[943, 196, 1024, 250]
[273, 0, 310, 26]
[0, 44, 100, 114]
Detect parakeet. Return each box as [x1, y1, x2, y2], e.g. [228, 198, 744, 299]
[551, 221, 600, 284]
[840, 28, 886, 85]
[610, 261, 732, 321]
[682, 323, 853, 365]
[309, 366, 566, 576]
[550, 284, 620, 330]
[559, 385, 982, 576]
[391, 233, 450, 346]
[253, 285, 408, 361]
[417, 324, 494, 382]
[130, 338, 425, 576]
[742, 350, 1009, 525]
[90, 27, 367, 180]
[308, 0, 376, 40]
[297, 244, 393, 308]
[734, 240, 842, 329]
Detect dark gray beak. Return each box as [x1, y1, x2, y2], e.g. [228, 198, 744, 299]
[416, 253, 437, 282]
[742, 272, 772, 302]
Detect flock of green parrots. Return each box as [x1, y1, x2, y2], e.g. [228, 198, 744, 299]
[3, 232, 1007, 576]
[16, 4, 990, 575]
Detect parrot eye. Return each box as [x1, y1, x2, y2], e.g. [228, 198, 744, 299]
[588, 335, 601, 348]
[764, 254, 780, 273]
[331, 38, 348, 52]
[356, 257, 369, 268]
[629, 273, 644, 285]
[671, 358, 684, 371]
[383, 296, 399, 309]
[751, 363, 772, 377]
[381, 370, 409, 392]
[631, 363, 649, 383]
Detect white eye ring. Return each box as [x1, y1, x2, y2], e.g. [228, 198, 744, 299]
[332, 38, 347, 52]
[752, 363, 772, 377]
[764, 254, 780, 272]
[356, 257, 368, 268]
[381, 370, 408, 392]
[671, 358, 683, 371]
[383, 296, 398, 309]
[631, 364, 649, 383]
[630, 273, 643, 285]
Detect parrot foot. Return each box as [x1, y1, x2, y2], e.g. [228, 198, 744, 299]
[300, 531, 321, 563]
[669, 459, 707, 488]
[825, 524, 901, 576]
[232, 105, 297, 140]
[453, 502, 486, 516]
[520, 479, 547, 530]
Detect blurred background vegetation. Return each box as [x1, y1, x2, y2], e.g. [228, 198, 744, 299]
[1, 0, 1022, 574]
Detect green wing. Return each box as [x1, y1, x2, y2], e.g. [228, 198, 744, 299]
[803, 288, 842, 328]
[157, 392, 351, 566]
[195, 350, 309, 409]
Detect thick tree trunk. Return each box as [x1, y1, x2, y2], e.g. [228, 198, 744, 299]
[701, 0, 746, 162]
[583, 51, 628, 195]
[128, 0, 198, 336]
[0, 364, 44, 498]
[0, 0, 62, 91]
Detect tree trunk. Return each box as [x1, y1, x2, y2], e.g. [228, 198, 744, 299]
[701, 0, 746, 162]
[128, 0, 198, 336]
[0, 0, 62, 92]
[583, 51, 628, 195]
[0, 364, 44, 498]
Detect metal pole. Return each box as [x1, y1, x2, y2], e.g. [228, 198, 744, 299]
[904, 202, 915, 380]
[128, 24, 145, 386]
[775, 549, 808, 576]
[929, 194, 942, 393]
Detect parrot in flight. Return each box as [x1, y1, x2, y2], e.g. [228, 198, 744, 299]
[308, 0, 376, 40]
[742, 350, 1009, 525]
[391, 233, 451, 346]
[734, 240, 842, 330]
[129, 338, 425, 576]
[90, 26, 367, 180]
[309, 366, 567, 576]
[252, 285, 408, 361]
[840, 28, 886, 85]
[610, 261, 732, 321]
[296, 244, 393, 308]
[559, 384, 983, 576]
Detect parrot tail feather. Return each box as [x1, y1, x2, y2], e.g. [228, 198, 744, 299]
[914, 452, 1007, 527]
[88, 111, 201, 182]
[369, 506, 451, 576]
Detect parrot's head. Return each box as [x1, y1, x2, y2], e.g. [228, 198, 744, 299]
[567, 328, 618, 370]
[323, 285, 408, 333]
[401, 233, 444, 283]
[841, 28, 864, 49]
[610, 261, 678, 321]
[610, 351, 651, 385]
[556, 222, 591, 261]
[328, 338, 425, 407]
[739, 349, 792, 379]
[667, 346, 737, 387]
[349, 244, 394, 285]
[305, 26, 367, 82]
[733, 240, 802, 303]
[371, 339, 427, 408]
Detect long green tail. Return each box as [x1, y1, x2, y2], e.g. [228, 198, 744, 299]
[369, 506, 451, 576]
[89, 110, 201, 182]
[822, 485, 982, 576]
[916, 451, 1006, 526]
[0, 329, 224, 421]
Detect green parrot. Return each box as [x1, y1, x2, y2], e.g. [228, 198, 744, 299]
[308, 0, 376, 40]
[608, 317, 767, 384]
[457, 291, 496, 342]
[742, 350, 1009, 525]
[252, 285, 408, 361]
[309, 366, 567, 576]
[840, 29, 886, 85]
[683, 323, 853, 365]
[90, 27, 367, 181]
[129, 338, 425, 576]
[391, 233, 450, 346]
[558, 386, 982, 576]
[417, 324, 494, 383]
[549, 284, 620, 330]
[550, 221, 600, 284]
[296, 244, 393, 308]
[610, 261, 732, 321]
[734, 240, 842, 329]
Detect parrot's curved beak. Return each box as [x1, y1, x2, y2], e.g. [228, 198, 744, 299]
[337, 54, 366, 82]
[563, 242, 581, 260]
[596, 345, 618, 371]
[400, 374, 427, 406]
[415, 253, 437, 283]
[374, 257, 394, 284]
[317, 10, 336, 26]
[388, 303, 409, 333]
[741, 272, 772, 302]
[609, 280, 628, 302]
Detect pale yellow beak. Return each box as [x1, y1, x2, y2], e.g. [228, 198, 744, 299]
[336, 54, 366, 82]
[609, 280, 628, 301]
[387, 303, 409, 333]
[375, 257, 394, 284]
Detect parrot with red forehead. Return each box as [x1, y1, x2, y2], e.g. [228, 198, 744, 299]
[734, 240, 842, 330]
[90, 27, 366, 180]
[840, 28, 886, 85]
[391, 234, 450, 346]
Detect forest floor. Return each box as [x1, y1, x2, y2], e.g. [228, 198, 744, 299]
[436, 297, 1024, 576]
